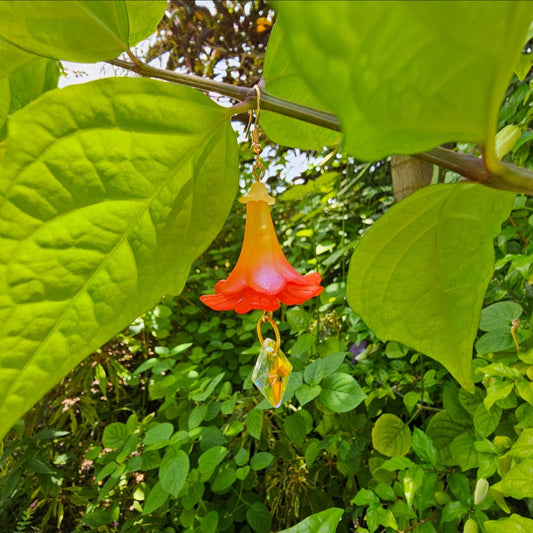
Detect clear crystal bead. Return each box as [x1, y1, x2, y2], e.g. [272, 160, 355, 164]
[252, 337, 292, 408]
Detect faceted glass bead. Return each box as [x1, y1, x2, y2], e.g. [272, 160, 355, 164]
[252, 337, 292, 408]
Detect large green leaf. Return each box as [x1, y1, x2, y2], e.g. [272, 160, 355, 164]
[0, 37, 36, 79]
[126, 0, 167, 47]
[347, 183, 514, 390]
[261, 23, 341, 151]
[0, 78, 238, 440]
[0, 78, 8, 134]
[0, 1, 129, 62]
[275, 1, 532, 160]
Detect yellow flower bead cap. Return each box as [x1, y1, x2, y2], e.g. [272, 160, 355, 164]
[239, 181, 275, 205]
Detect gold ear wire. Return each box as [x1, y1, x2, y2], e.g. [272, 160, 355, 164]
[251, 85, 265, 182]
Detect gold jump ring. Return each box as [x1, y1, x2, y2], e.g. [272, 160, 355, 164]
[256, 311, 281, 353]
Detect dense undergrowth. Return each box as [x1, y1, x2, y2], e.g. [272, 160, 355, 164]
[2, 75, 533, 533]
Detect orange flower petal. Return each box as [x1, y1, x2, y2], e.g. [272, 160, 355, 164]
[201, 183, 323, 313]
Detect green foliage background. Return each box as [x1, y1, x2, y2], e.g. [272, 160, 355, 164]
[1, 1, 533, 532]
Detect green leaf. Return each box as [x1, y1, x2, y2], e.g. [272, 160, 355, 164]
[441, 501, 469, 523]
[304, 352, 346, 385]
[286, 307, 311, 332]
[415, 471, 437, 514]
[390, 502, 417, 521]
[516, 404, 533, 428]
[261, 23, 341, 151]
[246, 408, 263, 440]
[211, 463, 237, 493]
[188, 404, 208, 430]
[0, 78, 237, 440]
[0, 36, 37, 79]
[234, 448, 248, 467]
[304, 359, 325, 385]
[447, 473, 472, 506]
[450, 432, 478, 471]
[199, 511, 219, 533]
[485, 381, 514, 411]
[159, 448, 189, 497]
[295, 384, 321, 406]
[459, 387, 484, 414]
[426, 411, 469, 465]
[347, 183, 514, 391]
[96, 462, 117, 483]
[0, 1, 130, 62]
[250, 452, 274, 471]
[81, 509, 112, 529]
[411, 427, 438, 466]
[496, 459, 533, 498]
[246, 501, 272, 533]
[0, 77, 8, 133]
[485, 514, 533, 533]
[321, 352, 348, 378]
[375, 483, 396, 502]
[476, 329, 527, 354]
[102, 422, 129, 449]
[275, 2, 532, 159]
[0, 57, 59, 139]
[372, 414, 411, 457]
[284, 412, 308, 446]
[277, 508, 344, 533]
[367, 505, 398, 532]
[126, 0, 166, 46]
[479, 301, 523, 331]
[379, 456, 416, 472]
[508, 429, 533, 459]
[7, 58, 59, 115]
[353, 488, 379, 507]
[143, 423, 174, 448]
[516, 381, 533, 405]
[198, 446, 229, 480]
[473, 404, 502, 438]
[142, 482, 169, 515]
[279, 172, 339, 202]
[236, 465, 250, 480]
[319, 373, 366, 413]
[442, 382, 471, 424]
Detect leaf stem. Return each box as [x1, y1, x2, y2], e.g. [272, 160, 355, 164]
[108, 58, 533, 194]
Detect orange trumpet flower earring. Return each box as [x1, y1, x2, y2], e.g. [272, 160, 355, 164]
[200, 181, 323, 314]
[201, 87, 323, 407]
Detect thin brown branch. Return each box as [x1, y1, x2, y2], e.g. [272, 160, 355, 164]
[108, 58, 533, 195]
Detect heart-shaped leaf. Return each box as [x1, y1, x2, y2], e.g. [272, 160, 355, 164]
[347, 183, 514, 390]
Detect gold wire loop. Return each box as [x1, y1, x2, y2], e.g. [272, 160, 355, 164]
[256, 311, 281, 353]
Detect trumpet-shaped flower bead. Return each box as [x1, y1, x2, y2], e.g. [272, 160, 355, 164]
[201, 182, 323, 314]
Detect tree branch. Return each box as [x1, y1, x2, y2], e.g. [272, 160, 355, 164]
[108, 58, 533, 194]
[108, 59, 341, 131]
